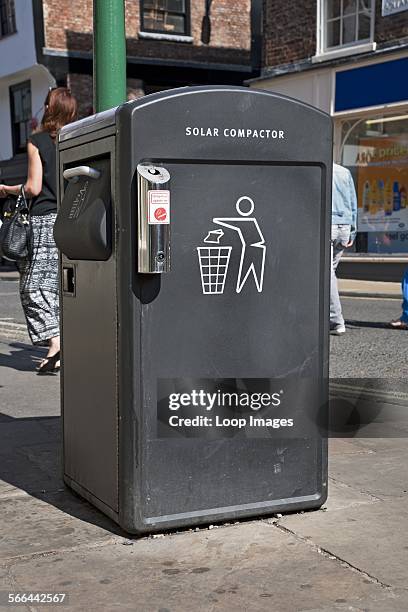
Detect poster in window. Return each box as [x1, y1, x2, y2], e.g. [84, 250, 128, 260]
[356, 136, 408, 232]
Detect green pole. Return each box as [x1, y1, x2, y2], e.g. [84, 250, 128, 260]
[93, 0, 127, 112]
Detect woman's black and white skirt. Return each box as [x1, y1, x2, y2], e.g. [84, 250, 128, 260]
[17, 213, 59, 345]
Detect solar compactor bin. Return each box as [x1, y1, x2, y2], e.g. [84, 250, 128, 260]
[54, 86, 332, 534]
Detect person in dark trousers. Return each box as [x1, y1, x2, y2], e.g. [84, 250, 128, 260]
[390, 268, 408, 330]
[330, 163, 358, 335]
[0, 88, 77, 373]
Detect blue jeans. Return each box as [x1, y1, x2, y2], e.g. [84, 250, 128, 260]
[330, 224, 351, 326]
[401, 268, 408, 323]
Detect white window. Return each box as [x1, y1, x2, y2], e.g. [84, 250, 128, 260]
[318, 0, 375, 56]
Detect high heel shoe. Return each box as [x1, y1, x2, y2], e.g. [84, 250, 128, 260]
[37, 351, 60, 375]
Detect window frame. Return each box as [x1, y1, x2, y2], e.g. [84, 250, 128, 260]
[9, 80, 32, 155]
[139, 0, 191, 38]
[0, 0, 16, 38]
[316, 0, 375, 59]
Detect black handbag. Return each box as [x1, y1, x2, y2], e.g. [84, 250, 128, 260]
[0, 187, 32, 261]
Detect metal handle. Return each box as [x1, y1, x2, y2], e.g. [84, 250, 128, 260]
[63, 166, 101, 181]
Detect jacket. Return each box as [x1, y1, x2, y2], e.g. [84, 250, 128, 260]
[332, 163, 358, 241]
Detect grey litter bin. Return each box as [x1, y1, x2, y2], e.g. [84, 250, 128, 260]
[54, 86, 332, 534]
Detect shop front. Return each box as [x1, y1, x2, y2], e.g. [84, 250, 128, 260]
[334, 56, 408, 280]
[337, 111, 408, 279]
[250, 52, 408, 280]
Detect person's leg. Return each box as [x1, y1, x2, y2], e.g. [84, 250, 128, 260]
[19, 214, 60, 369]
[40, 331, 60, 366]
[38, 335, 60, 372]
[401, 268, 408, 323]
[330, 225, 351, 331]
[390, 267, 408, 328]
[330, 227, 345, 327]
[48, 335, 60, 353]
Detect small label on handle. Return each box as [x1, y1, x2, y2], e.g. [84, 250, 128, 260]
[148, 190, 170, 225]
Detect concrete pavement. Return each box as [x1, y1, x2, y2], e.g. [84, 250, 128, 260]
[0, 269, 27, 342]
[0, 336, 408, 611]
[1, 269, 407, 610]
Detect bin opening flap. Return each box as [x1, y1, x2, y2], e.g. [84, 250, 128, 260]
[54, 158, 111, 260]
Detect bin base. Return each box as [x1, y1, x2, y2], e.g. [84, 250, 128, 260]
[64, 474, 119, 527]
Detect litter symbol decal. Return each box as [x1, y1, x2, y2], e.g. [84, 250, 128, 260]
[197, 196, 266, 295]
[148, 190, 170, 224]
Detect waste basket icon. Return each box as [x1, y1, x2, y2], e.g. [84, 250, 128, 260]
[197, 246, 232, 295]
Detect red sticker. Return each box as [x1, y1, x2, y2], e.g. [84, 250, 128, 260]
[154, 207, 167, 222]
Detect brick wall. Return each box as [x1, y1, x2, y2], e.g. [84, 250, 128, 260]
[375, 0, 408, 44]
[44, 0, 93, 50]
[66, 74, 146, 118]
[66, 73, 93, 118]
[263, 0, 317, 67]
[44, 1, 252, 120]
[262, 0, 408, 70]
[43, 0, 251, 63]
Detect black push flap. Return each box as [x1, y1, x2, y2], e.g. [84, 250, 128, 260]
[54, 158, 111, 260]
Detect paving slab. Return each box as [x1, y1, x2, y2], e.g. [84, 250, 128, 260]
[328, 393, 408, 438]
[0, 420, 54, 454]
[325, 479, 380, 511]
[329, 449, 408, 499]
[0, 341, 59, 419]
[18, 441, 62, 485]
[0, 419, 62, 498]
[347, 438, 408, 454]
[0, 450, 58, 498]
[328, 439, 374, 455]
[4, 522, 405, 612]
[0, 492, 121, 562]
[279, 499, 408, 589]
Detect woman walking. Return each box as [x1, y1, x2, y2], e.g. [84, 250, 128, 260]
[0, 87, 77, 374]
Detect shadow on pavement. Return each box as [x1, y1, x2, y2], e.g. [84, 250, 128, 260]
[0, 411, 126, 537]
[345, 319, 393, 330]
[329, 378, 408, 438]
[0, 342, 46, 372]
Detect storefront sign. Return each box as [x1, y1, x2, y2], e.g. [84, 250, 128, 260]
[335, 58, 408, 112]
[356, 136, 408, 232]
[382, 0, 408, 16]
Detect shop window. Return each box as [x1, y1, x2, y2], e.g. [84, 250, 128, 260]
[140, 0, 190, 36]
[9, 81, 31, 155]
[321, 0, 374, 52]
[341, 113, 408, 254]
[0, 0, 16, 37]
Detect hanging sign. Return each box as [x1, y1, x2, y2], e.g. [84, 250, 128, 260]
[382, 0, 408, 16]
